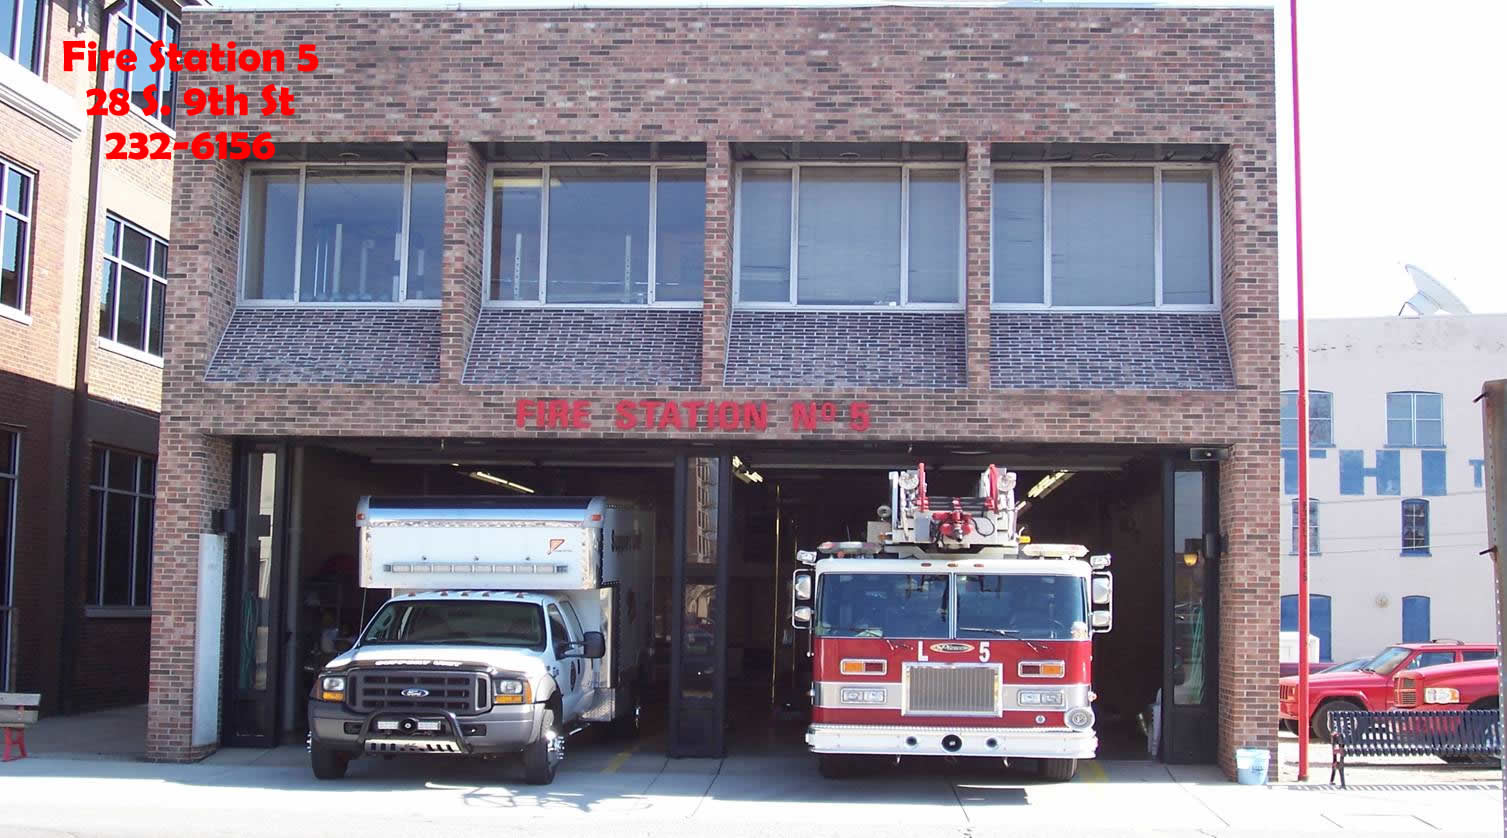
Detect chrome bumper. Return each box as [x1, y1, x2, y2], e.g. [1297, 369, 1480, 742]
[308, 701, 544, 756]
[806, 724, 1096, 759]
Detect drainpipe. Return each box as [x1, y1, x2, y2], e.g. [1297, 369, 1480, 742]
[59, 0, 128, 714]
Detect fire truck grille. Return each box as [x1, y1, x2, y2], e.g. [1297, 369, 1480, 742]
[351, 671, 488, 715]
[905, 665, 998, 715]
[1395, 678, 1418, 709]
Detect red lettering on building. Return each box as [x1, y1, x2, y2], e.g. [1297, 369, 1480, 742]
[518, 399, 871, 433]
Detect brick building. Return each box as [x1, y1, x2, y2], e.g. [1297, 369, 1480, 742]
[155, 2, 1278, 775]
[2, 0, 195, 715]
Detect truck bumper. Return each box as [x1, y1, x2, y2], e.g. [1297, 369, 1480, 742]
[308, 700, 544, 757]
[806, 724, 1096, 759]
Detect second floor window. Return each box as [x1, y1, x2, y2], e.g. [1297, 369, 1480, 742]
[2, 0, 45, 74]
[1280, 390, 1333, 447]
[1289, 498, 1319, 555]
[1, 158, 34, 313]
[242, 166, 443, 304]
[99, 215, 168, 357]
[1387, 391, 1443, 447]
[89, 447, 155, 608]
[111, 0, 179, 129]
[1401, 498, 1429, 555]
[735, 165, 962, 307]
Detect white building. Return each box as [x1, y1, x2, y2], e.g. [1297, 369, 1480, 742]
[1279, 315, 1507, 663]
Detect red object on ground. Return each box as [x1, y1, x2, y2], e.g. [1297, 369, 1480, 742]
[1, 727, 25, 762]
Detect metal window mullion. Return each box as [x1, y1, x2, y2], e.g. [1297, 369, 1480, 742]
[292, 166, 307, 301]
[647, 165, 658, 305]
[109, 254, 124, 343]
[538, 164, 550, 303]
[1153, 166, 1164, 306]
[789, 167, 799, 305]
[397, 166, 411, 302]
[1041, 168, 1052, 306]
[899, 167, 910, 306]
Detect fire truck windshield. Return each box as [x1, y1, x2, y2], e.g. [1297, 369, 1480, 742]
[956, 574, 1087, 641]
[813, 571, 1088, 641]
[815, 574, 950, 639]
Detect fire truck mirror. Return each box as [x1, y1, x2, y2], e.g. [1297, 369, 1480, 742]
[1091, 573, 1113, 606]
[792, 571, 813, 602]
[1091, 611, 1112, 632]
[792, 605, 813, 629]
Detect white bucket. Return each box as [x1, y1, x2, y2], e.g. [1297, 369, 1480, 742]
[1235, 747, 1269, 785]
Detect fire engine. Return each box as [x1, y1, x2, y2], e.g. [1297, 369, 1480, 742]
[790, 464, 1113, 781]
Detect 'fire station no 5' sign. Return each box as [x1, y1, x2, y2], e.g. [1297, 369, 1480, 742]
[515, 398, 873, 433]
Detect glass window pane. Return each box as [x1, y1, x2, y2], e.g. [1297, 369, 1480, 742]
[1310, 392, 1332, 419]
[1172, 470, 1206, 705]
[108, 451, 137, 491]
[491, 169, 542, 302]
[1162, 170, 1214, 305]
[135, 0, 164, 38]
[0, 6, 13, 66]
[138, 458, 155, 494]
[992, 170, 1045, 304]
[122, 225, 151, 270]
[1387, 419, 1412, 447]
[90, 448, 106, 486]
[1416, 419, 1443, 447]
[131, 31, 156, 113]
[103, 492, 136, 606]
[15, 0, 43, 72]
[134, 498, 153, 606]
[736, 169, 792, 303]
[300, 169, 403, 302]
[1416, 394, 1442, 420]
[4, 168, 29, 215]
[404, 169, 444, 301]
[907, 169, 960, 303]
[1280, 391, 1297, 419]
[796, 167, 900, 305]
[1051, 168, 1154, 306]
[546, 167, 650, 304]
[148, 280, 166, 356]
[87, 490, 103, 604]
[116, 267, 148, 350]
[105, 217, 121, 256]
[98, 261, 118, 339]
[1310, 418, 1332, 447]
[153, 241, 168, 277]
[1, 215, 24, 309]
[1386, 393, 1412, 420]
[159, 67, 177, 130]
[654, 169, 705, 302]
[244, 172, 299, 300]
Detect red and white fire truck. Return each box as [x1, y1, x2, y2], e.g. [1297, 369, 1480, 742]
[791, 464, 1113, 781]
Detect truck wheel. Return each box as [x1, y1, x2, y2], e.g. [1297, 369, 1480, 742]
[1313, 699, 1363, 742]
[1037, 758, 1078, 781]
[609, 682, 642, 740]
[310, 742, 350, 780]
[522, 707, 563, 785]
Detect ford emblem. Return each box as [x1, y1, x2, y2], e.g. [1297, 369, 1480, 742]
[929, 642, 973, 653]
[401, 688, 430, 698]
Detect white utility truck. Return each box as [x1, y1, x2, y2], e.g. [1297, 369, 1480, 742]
[307, 496, 652, 784]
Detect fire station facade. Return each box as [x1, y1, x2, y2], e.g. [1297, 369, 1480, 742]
[155, 4, 1278, 775]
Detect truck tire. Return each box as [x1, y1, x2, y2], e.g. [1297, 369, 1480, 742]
[522, 707, 563, 785]
[310, 742, 350, 780]
[1442, 698, 1501, 764]
[1037, 758, 1078, 781]
[1313, 699, 1364, 742]
[609, 681, 642, 740]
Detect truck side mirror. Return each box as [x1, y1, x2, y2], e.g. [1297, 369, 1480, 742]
[580, 631, 606, 659]
[1091, 572, 1113, 633]
[791, 570, 814, 630]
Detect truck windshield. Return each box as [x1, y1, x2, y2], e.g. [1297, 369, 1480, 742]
[815, 574, 950, 639]
[956, 574, 1086, 640]
[361, 600, 546, 650]
[1362, 646, 1412, 676]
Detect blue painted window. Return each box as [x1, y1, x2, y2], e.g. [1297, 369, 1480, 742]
[1280, 594, 1332, 662]
[1339, 449, 1401, 495]
[1386, 392, 1444, 447]
[1289, 499, 1319, 554]
[1282, 449, 1298, 495]
[1402, 596, 1430, 643]
[1280, 390, 1333, 447]
[1401, 498, 1430, 555]
[1421, 450, 1447, 496]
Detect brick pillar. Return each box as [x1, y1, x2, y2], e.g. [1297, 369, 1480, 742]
[964, 141, 992, 390]
[700, 140, 732, 387]
[439, 140, 486, 382]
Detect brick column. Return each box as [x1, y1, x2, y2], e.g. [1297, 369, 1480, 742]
[700, 140, 732, 387]
[439, 140, 486, 383]
[964, 141, 992, 390]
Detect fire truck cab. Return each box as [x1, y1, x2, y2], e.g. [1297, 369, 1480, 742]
[791, 465, 1112, 781]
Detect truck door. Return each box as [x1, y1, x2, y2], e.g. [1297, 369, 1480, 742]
[558, 601, 600, 714]
[548, 605, 585, 722]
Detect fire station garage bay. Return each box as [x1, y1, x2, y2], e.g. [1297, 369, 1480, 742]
[149, 4, 1277, 776]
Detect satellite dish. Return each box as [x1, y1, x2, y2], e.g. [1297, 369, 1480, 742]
[1398, 264, 1472, 316]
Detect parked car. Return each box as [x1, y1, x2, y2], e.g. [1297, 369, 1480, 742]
[1320, 657, 1371, 674]
[1279, 641, 1498, 740]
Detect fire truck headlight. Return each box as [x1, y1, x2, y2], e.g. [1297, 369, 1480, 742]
[1066, 707, 1095, 730]
[1017, 689, 1065, 707]
[1424, 687, 1460, 705]
[839, 688, 887, 705]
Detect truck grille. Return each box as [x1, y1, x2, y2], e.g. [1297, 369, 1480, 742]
[1280, 684, 1295, 703]
[905, 664, 998, 715]
[351, 670, 488, 715]
[1396, 677, 1418, 709]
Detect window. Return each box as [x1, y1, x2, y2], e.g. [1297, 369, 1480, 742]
[1280, 390, 1333, 447]
[1279, 593, 1332, 662]
[489, 164, 705, 304]
[992, 165, 1217, 308]
[0, 158, 34, 313]
[1401, 498, 1429, 555]
[1401, 596, 1430, 644]
[547, 605, 574, 657]
[1463, 650, 1498, 663]
[242, 166, 443, 303]
[814, 573, 951, 638]
[1386, 391, 1443, 447]
[361, 600, 545, 650]
[0, 431, 15, 685]
[1409, 651, 1453, 669]
[735, 165, 962, 306]
[88, 448, 155, 608]
[1289, 499, 1319, 555]
[1, 0, 45, 74]
[99, 215, 168, 357]
[111, 0, 179, 129]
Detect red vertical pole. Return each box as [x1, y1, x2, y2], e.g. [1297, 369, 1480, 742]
[1290, 0, 1313, 782]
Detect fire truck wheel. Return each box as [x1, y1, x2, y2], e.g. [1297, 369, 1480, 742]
[1037, 758, 1078, 781]
[309, 742, 350, 780]
[817, 754, 861, 779]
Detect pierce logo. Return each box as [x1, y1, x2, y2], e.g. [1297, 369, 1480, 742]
[929, 642, 973, 653]
[547, 538, 566, 554]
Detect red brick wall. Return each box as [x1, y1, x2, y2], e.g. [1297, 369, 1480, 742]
[156, 6, 1278, 769]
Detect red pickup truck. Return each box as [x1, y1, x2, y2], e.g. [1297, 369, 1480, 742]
[1391, 658, 1500, 712]
[1279, 641, 1497, 740]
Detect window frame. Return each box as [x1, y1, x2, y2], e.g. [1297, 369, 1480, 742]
[1280, 389, 1335, 448]
[237, 163, 445, 308]
[1288, 498, 1319, 556]
[2, 0, 47, 75]
[730, 161, 967, 311]
[110, 0, 180, 132]
[1385, 390, 1445, 448]
[1401, 497, 1430, 556]
[98, 213, 168, 362]
[87, 446, 156, 611]
[483, 161, 708, 308]
[0, 429, 17, 687]
[0, 156, 36, 319]
[989, 162, 1222, 312]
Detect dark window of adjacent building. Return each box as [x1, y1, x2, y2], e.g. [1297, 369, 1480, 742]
[735, 165, 962, 307]
[992, 165, 1216, 308]
[1, 0, 46, 74]
[1401, 498, 1429, 556]
[1386, 391, 1443, 447]
[1289, 498, 1319, 555]
[0, 430, 16, 685]
[1280, 390, 1333, 448]
[0, 158, 34, 313]
[242, 165, 443, 303]
[110, 0, 179, 129]
[88, 448, 155, 608]
[99, 215, 168, 357]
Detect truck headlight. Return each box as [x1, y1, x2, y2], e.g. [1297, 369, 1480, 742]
[839, 687, 887, 705]
[1424, 687, 1460, 705]
[1018, 689, 1066, 707]
[1065, 707, 1095, 730]
[319, 676, 346, 702]
[494, 679, 531, 705]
